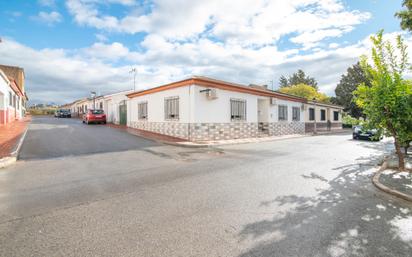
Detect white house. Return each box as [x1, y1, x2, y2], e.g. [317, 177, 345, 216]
[304, 101, 343, 132]
[126, 76, 328, 141]
[0, 68, 27, 125]
[103, 90, 132, 125]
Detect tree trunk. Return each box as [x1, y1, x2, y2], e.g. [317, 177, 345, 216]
[394, 138, 406, 171]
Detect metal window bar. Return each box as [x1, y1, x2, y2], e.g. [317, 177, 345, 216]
[292, 107, 300, 121]
[230, 99, 246, 121]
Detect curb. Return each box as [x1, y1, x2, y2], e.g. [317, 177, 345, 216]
[0, 126, 29, 169]
[170, 135, 308, 148]
[372, 159, 412, 202]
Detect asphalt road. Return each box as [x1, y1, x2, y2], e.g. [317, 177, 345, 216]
[1, 116, 411, 257]
[19, 116, 159, 160]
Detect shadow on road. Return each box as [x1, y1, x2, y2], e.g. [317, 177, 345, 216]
[237, 151, 412, 257]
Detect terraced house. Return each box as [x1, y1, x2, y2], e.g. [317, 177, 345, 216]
[126, 76, 343, 141]
[0, 65, 28, 125]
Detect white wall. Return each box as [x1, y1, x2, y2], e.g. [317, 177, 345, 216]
[191, 84, 258, 123]
[129, 86, 192, 123]
[304, 103, 342, 123]
[104, 92, 129, 124]
[128, 84, 309, 124]
[0, 74, 9, 111]
[268, 99, 304, 122]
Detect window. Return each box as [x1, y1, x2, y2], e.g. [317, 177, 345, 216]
[99, 102, 103, 109]
[292, 107, 300, 121]
[165, 96, 179, 120]
[309, 108, 315, 121]
[91, 110, 104, 114]
[230, 99, 246, 121]
[333, 111, 339, 121]
[138, 102, 148, 120]
[320, 109, 326, 121]
[278, 105, 288, 121]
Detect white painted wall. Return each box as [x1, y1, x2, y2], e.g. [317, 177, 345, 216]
[129, 86, 192, 123]
[0, 72, 9, 112]
[268, 99, 304, 122]
[104, 91, 130, 124]
[128, 84, 308, 125]
[304, 103, 342, 123]
[191, 84, 258, 123]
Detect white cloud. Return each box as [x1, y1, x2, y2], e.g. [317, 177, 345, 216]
[329, 43, 340, 49]
[33, 11, 63, 25]
[95, 33, 108, 42]
[4, 31, 409, 104]
[82, 42, 130, 60]
[6, 1, 411, 104]
[65, 0, 371, 48]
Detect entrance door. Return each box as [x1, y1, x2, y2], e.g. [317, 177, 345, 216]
[257, 99, 269, 136]
[119, 101, 127, 125]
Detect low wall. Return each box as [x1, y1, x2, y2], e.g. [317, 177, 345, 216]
[305, 122, 343, 133]
[130, 121, 306, 141]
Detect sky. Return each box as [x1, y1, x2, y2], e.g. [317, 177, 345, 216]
[0, 0, 409, 104]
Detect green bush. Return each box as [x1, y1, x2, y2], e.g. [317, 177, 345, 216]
[342, 114, 362, 128]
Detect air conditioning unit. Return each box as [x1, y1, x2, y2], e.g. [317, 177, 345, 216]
[270, 97, 277, 105]
[206, 89, 218, 100]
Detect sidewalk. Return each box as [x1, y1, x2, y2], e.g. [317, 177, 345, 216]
[373, 154, 412, 202]
[176, 134, 305, 147]
[106, 124, 307, 147]
[0, 116, 31, 159]
[106, 124, 188, 144]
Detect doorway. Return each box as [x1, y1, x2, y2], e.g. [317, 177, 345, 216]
[257, 99, 269, 136]
[119, 101, 127, 125]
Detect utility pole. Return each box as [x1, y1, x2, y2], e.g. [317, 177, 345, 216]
[129, 68, 137, 91]
[269, 80, 274, 91]
[91, 91, 96, 110]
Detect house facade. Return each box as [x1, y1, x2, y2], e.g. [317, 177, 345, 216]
[304, 101, 343, 132]
[103, 90, 132, 125]
[0, 66, 27, 125]
[127, 76, 319, 141]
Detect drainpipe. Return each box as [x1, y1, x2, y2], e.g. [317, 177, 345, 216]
[313, 99, 317, 135]
[188, 85, 191, 141]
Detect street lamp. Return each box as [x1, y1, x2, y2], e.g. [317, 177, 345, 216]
[90, 91, 96, 110]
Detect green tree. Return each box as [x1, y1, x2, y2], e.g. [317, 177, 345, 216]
[335, 62, 371, 119]
[395, 0, 412, 32]
[279, 83, 330, 103]
[279, 69, 318, 89]
[354, 31, 412, 171]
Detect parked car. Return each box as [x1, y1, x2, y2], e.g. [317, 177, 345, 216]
[352, 125, 382, 141]
[55, 109, 71, 118]
[83, 109, 106, 124]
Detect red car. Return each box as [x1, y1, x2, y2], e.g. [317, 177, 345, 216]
[83, 109, 106, 124]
